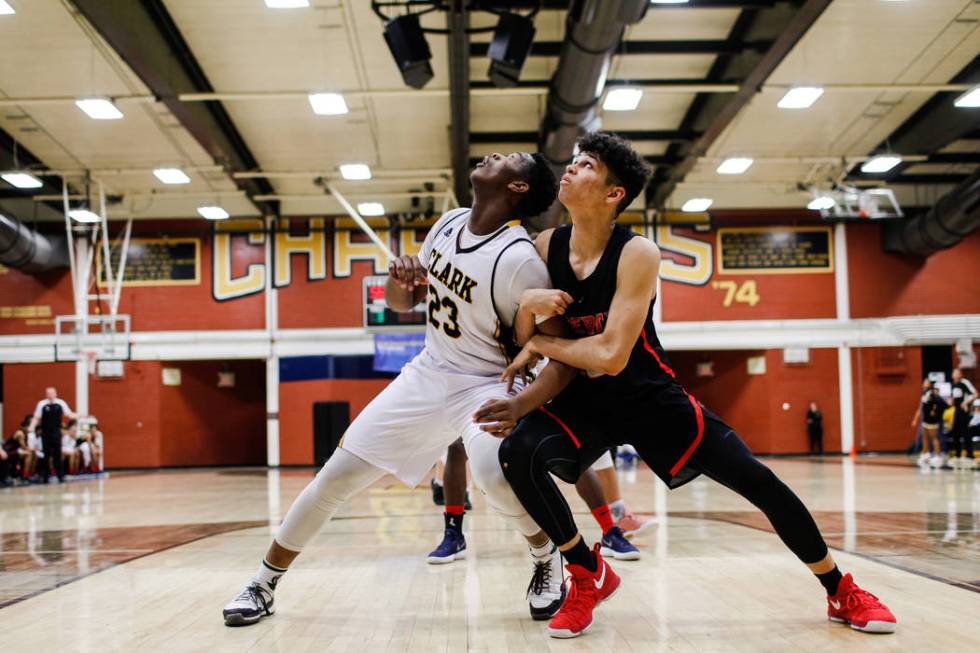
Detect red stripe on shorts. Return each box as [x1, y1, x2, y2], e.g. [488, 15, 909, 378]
[670, 392, 704, 477]
[539, 406, 582, 449]
[640, 328, 676, 378]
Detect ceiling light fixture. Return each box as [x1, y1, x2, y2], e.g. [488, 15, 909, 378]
[807, 196, 836, 211]
[197, 206, 229, 220]
[69, 209, 101, 223]
[860, 155, 902, 173]
[264, 0, 309, 8]
[75, 98, 124, 120]
[357, 202, 385, 217]
[308, 93, 348, 115]
[1, 172, 43, 188]
[0, 1, 15, 16]
[339, 164, 372, 181]
[777, 87, 824, 109]
[603, 88, 643, 112]
[716, 157, 754, 175]
[153, 168, 191, 185]
[681, 198, 712, 212]
[650, 1, 689, 4]
[953, 86, 980, 108]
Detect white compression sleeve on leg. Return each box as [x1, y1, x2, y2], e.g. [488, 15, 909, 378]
[274, 448, 387, 552]
[465, 431, 541, 538]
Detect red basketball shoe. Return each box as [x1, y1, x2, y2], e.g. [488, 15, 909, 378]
[827, 573, 896, 633]
[547, 544, 620, 639]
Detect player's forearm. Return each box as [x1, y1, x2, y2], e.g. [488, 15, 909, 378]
[512, 361, 577, 417]
[513, 304, 536, 346]
[384, 278, 424, 312]
[531, 333, 628, 376]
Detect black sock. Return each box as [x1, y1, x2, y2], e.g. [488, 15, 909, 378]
[817, 566, 843, 595]
[444, 511, 464, 532]
[562, 538, 597, 572]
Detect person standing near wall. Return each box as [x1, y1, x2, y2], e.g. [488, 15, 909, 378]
[948, 368, 978, 469]
[806, 402, 824, 455]
[28, 387, 77, 483]
[912, 380, 946, 467]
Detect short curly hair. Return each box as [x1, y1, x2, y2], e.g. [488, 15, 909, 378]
[514, 152, 558, 219]
[576, 131, 652, 216]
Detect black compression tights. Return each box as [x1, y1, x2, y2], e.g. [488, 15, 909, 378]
[499, 416, 830, 565]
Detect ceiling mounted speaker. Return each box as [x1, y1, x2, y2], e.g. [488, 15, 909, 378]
[383, 14, 434, 90]
[487, 13, 535, 88]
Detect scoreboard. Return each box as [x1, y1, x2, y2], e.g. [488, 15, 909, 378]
[363, 275, 426, 332]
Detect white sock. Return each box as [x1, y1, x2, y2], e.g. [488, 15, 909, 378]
[610, 499, 626, 521]
[253, 559, 287, 593]
[529, 540, 555, 560]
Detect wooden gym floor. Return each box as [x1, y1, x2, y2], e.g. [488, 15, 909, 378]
[0, 455, 978, 651]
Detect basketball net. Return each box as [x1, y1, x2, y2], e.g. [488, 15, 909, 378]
[85, 350, 97, 375]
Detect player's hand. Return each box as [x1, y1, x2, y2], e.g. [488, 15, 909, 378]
[473, 399, 521, 438]
[388, 255, 428, 290]
[500, 341, 542, 392]
[520, 289, 574, 318]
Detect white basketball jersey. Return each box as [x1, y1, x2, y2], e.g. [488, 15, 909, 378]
[418, 208, 537, 377]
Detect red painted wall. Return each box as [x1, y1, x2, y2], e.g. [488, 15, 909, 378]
[2, 359, 265, 468]
[158, 360, 266, 467]
[0, 266, 74, 335]
[2, 362, 76, 436]
[279, 378, 392, 465]
[848, 225, 980, 318]
[850, 346, 923, 452]
[670, 348, 841, 454]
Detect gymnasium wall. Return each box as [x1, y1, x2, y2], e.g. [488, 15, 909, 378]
[2, 214, 978, 466]
[849, 347, 923, 453]
[2, 359, 265, 468]
[3, 218, 978, 339]
[670, 348, 842, 454]
[848, 224, 980, 318]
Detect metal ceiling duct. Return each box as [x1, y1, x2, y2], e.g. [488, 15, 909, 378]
[883, 170, 980, 256]
[0, 209, 68, 272]
[538, 0, 647, 167]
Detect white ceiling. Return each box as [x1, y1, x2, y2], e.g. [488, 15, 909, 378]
[0, 0, 976, 220]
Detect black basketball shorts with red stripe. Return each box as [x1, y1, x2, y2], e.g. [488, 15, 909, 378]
[498, 382, 831, 564]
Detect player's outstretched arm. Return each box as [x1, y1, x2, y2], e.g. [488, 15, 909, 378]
[385, 254, 428, 312]
[510, 237, 660, 377]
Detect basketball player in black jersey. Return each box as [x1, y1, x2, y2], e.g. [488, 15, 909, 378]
[474, 132, 896, 638]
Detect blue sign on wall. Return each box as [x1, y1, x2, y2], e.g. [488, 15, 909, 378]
[374, 333, 425, 373]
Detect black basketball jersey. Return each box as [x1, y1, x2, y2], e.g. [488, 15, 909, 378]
[39, 401, 65, 435]
[547, 224, 678, 407]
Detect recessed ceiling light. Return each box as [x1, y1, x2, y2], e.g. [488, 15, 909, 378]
[860, 155, 902, 173]
[603, 88, 643, 112]
[953, 86, 980, 108]
[777, 87, 824, 109]
[308, 93, 348, 115]
[69, 209, 101, 223]
[197, 205, 229, 220]
[357, 202, 385, 217]
[75, 98, 124, 120]
[265, 0, 309, 7]
[716, 157, 754, 175]
[153, 168, 191, 184]
[807, 196, 836, 211]
[650, 0, 689, 4]
[681, 198, 712, 212]
[339, 164, 372, 180]
[0, 1, 15, 16]
[1, 172, 43, 188]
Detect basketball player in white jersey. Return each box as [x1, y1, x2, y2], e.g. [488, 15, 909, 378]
[223, 152, 571, 626]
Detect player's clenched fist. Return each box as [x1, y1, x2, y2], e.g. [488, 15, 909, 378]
[388, 255, 428, 290]
[520, 288, 574, 318]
